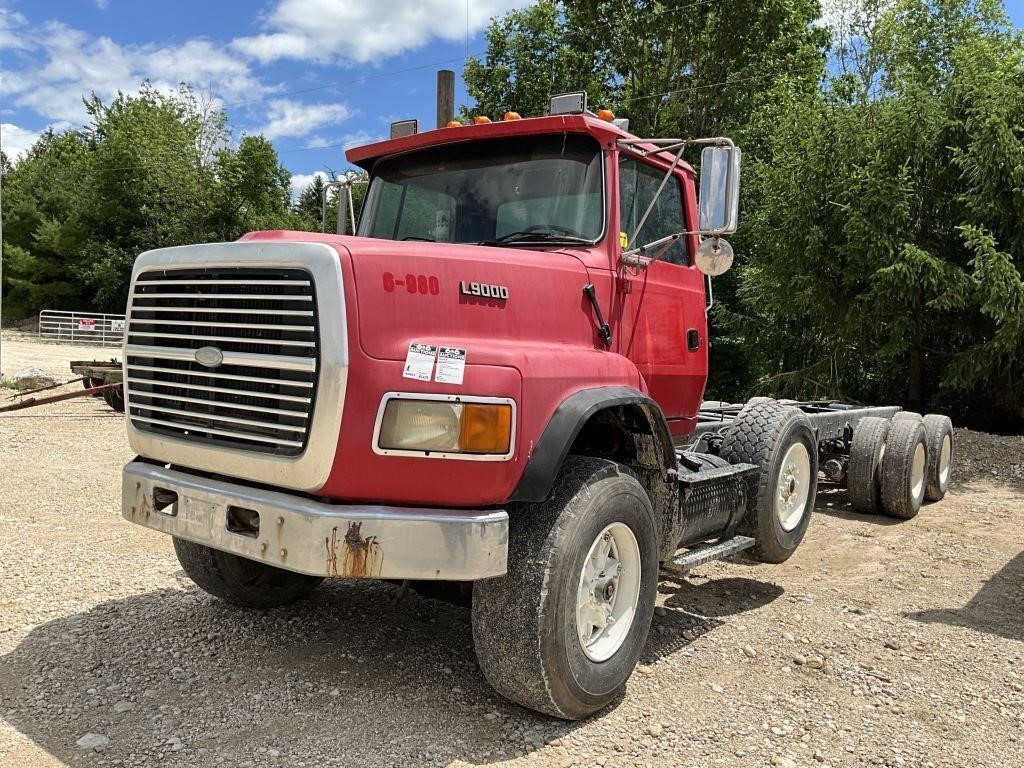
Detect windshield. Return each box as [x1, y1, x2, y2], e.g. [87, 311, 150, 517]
[357, 134, 604, 244]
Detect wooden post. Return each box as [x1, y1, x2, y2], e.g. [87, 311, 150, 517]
[437, 69, 455, 128]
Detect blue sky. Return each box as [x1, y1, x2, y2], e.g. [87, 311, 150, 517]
[2, 0, 1023, 197]
[0, 0, 531, 194]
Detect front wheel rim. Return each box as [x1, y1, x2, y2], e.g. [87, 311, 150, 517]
[576, 522, 642, 662]
[775, 442, 811, 532]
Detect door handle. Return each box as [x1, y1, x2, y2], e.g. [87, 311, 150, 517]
[687, 329, 700, 351]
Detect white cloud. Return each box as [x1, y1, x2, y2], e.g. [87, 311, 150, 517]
[2, 21, 270, 126]
[94, 0, 110, 9]
[232, 0, 532, 64]
[256, 99, 351, 140]
[0, 123, 43, 161]
[0, 9, 29, 50]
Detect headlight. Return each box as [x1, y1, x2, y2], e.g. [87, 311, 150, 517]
[377, 398, 513, 455]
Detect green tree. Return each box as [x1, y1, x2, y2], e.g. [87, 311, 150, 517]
[464, 0, 828, 135]
[295, 174, 329, 227]
[1, 84, 300, 319]
[738, 0, 1024, 429]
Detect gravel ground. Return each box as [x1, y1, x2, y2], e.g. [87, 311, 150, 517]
[1, 333, 1022, 768]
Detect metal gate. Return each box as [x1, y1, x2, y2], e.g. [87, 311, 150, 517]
[38, 310, 126, 346]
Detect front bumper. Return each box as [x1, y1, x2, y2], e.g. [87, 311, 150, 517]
[122, 461, 508, 580]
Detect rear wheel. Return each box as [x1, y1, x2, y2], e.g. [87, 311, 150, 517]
[880, 419, 928, 519]
[173, 538, 324, 608]
[922, 414, 953, 501]
[472, 457, 658, 719]
[719, 401, 818, 563]
[847, 416, 890, 514]
[102, 385, 125, 412]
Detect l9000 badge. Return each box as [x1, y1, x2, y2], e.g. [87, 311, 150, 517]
[459, 281, 509, 300]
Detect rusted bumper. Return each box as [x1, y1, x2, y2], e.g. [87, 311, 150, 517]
[122, 461, 508, 580]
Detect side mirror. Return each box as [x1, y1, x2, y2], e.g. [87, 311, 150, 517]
[698, 145, 741, 235]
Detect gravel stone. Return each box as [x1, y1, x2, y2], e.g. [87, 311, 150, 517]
[75, 733, 110, 750]
[1, 332, 1022, 768]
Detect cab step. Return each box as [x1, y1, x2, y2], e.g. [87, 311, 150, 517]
[669, 535, 756, 572]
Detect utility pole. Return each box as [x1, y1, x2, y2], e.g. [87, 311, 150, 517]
[436, 69, 455, 128]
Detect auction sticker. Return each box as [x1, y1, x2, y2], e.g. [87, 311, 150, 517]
[403, 342, 437, 381]
[434, 346, 467, 385]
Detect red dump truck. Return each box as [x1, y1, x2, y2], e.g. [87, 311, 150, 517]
[120, 93, 954, 719]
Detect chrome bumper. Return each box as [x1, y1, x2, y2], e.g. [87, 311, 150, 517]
[122, 461, 508, 580]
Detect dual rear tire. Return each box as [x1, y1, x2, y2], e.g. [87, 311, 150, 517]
[848, 412, 953, 519]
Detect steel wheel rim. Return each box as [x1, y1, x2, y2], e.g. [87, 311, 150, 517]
[775, 442, 811, 532]
[911, 441, 926, 501]
[938, 434, 952, 487]
[576, 522, 641, 662]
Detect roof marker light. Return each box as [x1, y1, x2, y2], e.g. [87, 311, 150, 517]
[446, 120, 463, 128]
[504, 111, 522, 120]
[474, 115, 492, 124]
[597, 109, 615, 122]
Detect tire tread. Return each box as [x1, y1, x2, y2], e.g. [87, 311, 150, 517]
[848, 416, 889, 514]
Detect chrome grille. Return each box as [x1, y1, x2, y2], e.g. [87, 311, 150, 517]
[125, 268, 318, 456]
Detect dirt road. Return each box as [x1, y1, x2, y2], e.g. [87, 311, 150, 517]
[1, 334, 1022, 767]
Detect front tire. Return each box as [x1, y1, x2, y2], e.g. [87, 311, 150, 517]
[472, 457, 658, 719]
[173, 538, 324, 608]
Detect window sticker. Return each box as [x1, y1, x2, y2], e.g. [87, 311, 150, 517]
[402, 342, 437, 381]
[434, 346, 467, 385]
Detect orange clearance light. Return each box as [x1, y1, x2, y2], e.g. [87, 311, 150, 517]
[597, 108, 615, 122]
[504, 111, 522, 120]
[474, 115, 492, 124]
[460, 404, 512, 455]
[445, 120, 463, 128]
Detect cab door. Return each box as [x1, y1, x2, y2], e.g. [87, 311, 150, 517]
[612, 154, 709, 434]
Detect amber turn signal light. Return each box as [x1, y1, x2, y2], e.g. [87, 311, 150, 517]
[597, 109, 615, 122]
[460, 404, 512, 455]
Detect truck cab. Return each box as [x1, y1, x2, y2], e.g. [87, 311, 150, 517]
[119, 94, 952, 719]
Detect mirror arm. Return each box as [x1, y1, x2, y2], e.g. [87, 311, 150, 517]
[621, 230, 710, 267]
[627, 142, 687, 247]
[321, 174, 369, 235]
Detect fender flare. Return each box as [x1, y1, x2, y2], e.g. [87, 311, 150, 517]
[510, 386, 676, 503]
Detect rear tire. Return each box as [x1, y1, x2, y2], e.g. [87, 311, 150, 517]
[173, 538, 324, 608]
[102, 385, 125, 412]
[880, 419, 928, 519]
[922, 414, 953, 501]
[847, 416, 889, 514]
[719, 401, 818, 563]
[472, 457, 658, 719]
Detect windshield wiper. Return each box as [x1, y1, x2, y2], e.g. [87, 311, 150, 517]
[479, 231, 591, 247]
